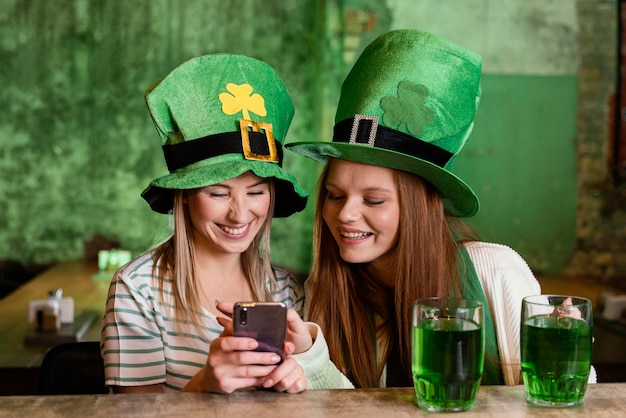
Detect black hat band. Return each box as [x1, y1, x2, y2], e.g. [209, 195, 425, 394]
[162, 120, 283, 172]
[332, 116, 453, 168]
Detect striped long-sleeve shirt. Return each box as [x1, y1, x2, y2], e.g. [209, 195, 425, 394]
[100, 251, 304, 392]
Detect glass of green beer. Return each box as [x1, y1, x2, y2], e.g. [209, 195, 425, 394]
[520, 295, 593, 408]
[411, 298, 484, 412]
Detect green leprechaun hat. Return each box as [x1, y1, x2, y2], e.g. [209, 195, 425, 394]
[286, 29, 481, 217]
[142, 54, 308, 217]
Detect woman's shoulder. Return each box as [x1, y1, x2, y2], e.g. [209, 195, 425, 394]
[462, 241, 540, 292]
[114, 251, 165, 289]
[117, 251, 155, 275]
[463, 241, 531, 269]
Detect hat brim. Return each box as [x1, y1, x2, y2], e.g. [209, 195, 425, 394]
[142, 154, 308, 217]
[286, 142, 478, 217]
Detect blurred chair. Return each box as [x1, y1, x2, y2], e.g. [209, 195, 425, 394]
[0, 259, 28, 298]
[0, 260, 52, 299]
[39, 341, 109, 395]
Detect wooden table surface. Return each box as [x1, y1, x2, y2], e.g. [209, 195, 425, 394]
[0, 261, 110, 369]
[0, 383, 624, 418]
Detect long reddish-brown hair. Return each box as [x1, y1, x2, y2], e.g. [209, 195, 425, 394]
[306, 160, 478, 387]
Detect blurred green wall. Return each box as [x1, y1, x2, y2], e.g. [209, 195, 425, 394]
[453, 75, 578, 272]
[0, 0, 328, 273]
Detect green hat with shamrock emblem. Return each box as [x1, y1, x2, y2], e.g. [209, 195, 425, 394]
[142, 54, 308, 217]
[286, 29, 481, 217]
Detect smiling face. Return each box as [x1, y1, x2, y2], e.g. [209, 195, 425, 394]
[322, 159, 401, 272]
[184, 171, 271, 256]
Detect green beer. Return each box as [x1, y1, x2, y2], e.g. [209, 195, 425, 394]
[412, 317, 484, 412]
[521, 315, 592, 407]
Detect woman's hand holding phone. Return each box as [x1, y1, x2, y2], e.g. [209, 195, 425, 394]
[187, 301, 307, 393]
[183, 311, 281, 393]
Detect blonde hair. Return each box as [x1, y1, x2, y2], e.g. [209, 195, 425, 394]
[151, 180, 277, 340]
[307, 161, 478, 387]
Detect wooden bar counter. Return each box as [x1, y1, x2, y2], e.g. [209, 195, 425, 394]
[0, 383, 624, 417]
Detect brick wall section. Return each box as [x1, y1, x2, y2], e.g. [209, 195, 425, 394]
[565, 0, 626, 288]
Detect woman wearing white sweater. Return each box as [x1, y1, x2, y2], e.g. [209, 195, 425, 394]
[286, 29, 542, 388]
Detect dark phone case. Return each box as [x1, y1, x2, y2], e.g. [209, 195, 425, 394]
[233, 302, 287, 360]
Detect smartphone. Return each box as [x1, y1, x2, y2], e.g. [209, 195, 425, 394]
[233, 301, 287, 361]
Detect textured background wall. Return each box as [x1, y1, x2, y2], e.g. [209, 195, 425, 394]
[0, 0, 327, 273]
[564, 0, 626, 286]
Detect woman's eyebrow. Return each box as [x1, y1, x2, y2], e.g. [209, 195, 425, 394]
[248, 179, 269, 188]
[326, 182, 392, 194]
[209, 179, 269, 189]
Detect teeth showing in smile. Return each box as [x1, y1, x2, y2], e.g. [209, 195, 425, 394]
[220, 224, 249, 235]
[340, 231, 372, 239]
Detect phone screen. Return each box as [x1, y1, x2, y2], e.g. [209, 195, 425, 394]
[233, 302, 287, 360]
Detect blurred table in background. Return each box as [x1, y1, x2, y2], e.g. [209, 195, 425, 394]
[0, 261, 110, 395]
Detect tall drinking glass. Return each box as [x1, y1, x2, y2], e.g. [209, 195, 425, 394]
[411, 297, 484, 412]
[520, 295, 593, 408]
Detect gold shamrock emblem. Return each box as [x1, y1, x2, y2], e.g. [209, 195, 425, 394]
[219, 83, 267, 120]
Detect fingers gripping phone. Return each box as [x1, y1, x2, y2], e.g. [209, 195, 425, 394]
[233, 302, 287, 361]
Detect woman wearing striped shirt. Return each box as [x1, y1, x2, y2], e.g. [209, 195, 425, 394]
[100, 53, 309, 394]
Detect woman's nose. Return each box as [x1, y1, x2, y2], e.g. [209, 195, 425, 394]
[228, 197, 248, 221]
[336, 198, 360, 222]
